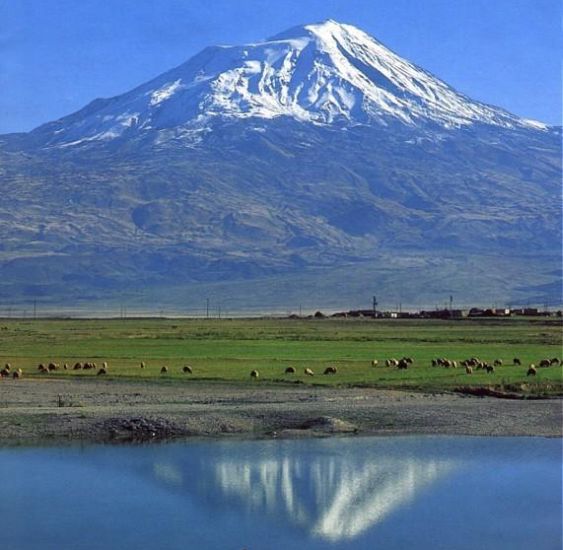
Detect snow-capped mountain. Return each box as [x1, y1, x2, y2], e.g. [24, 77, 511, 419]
[31, 20, 545, 148]
[0, 20, 560, 311]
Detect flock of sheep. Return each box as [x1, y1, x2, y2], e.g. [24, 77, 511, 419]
[426, 356, 561, 377]
[0, 355, 559, 381]
[0, 361, 110, 379]
[248, 355, 560, 379]
[250, 365, 336, 379]
[0, 363, 23, 379]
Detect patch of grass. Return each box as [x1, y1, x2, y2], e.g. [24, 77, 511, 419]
[0, 317, 561, 395]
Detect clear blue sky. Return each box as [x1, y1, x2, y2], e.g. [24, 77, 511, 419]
[1, 0, 560, 133]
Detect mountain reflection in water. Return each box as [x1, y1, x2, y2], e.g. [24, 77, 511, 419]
[150, 438, 457, 542]
[212, 455, 455, 541]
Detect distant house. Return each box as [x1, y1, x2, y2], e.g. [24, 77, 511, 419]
[420, 309, 467, 319]
[332, 309, 378, 318]
[450, 309, 469, 318]
[330, 312, 348, 318]
[512, 307, 539, 316]
[382, 311, 399, 319]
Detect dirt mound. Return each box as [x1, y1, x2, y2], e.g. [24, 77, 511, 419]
[298, 416, 358, 433]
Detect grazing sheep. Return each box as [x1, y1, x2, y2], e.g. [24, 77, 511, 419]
[39, 365, 49, 374]
[539, 359, 551, 368]
[37, 363, 46, 371]
[324, 366, 337, 375]
[397, 359, 409, 370]
[0, 369, 8, 378]
[371, 360, 378, 367]
[250, 369, 259, 379]
[527, 365, 537, 376]
[73, 362, 83, 370]
[465, 366, 473, 374]
[550, 358, 560, 366]
[485, 364, 495, 374]
[513, 358, 521, 365]
[451, 361, 458, 369]
[285, 366, 296, 374]
[431, 359, 437, 367]
[12, 368, 23, 379]
[140, 362, 146, 369]
[63, 363, 68, 370]
[48, 363, 58, 371]
[304, 367, 314, 376]
[4, 363, 11, 371]
[102, 362, 108, 369]
[493, 359, 502, 367]
[182, 365, 193, 374]
[160, 366, 168, 374]
[97, 368, 107, 376]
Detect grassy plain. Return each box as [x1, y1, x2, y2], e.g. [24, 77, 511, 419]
[0, 317, 561, 394]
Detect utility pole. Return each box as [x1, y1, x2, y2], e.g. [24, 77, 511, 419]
[449, 295, 453, 311]
[372, 295, 378, 318]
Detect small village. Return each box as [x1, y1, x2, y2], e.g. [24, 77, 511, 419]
[312, 306, 561, 320]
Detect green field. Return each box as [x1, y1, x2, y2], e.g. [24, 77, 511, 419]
[0, 317, 561, 394]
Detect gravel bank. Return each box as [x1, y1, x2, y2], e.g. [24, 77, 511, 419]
[0, 378, 561, 445]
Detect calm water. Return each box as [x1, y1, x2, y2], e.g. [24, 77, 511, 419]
[0, 436, 561, 550]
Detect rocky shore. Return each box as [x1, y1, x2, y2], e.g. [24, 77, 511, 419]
[0, 378, 561, 445]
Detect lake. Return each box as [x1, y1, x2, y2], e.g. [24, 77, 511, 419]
[0, 436, 560, 549]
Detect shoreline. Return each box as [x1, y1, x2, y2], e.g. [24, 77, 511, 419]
[1, 378, 561, 446]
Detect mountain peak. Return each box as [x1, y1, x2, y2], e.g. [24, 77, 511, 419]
[268, 19, 378, 51]
[272, 18, 351, 35]
[29, 20, 547, 148]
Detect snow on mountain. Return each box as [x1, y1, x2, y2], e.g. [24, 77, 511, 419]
[32, 20, 546, 147]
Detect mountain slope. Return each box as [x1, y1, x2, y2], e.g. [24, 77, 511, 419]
[25, 20, 545, 149]
[0, 21, 560, 312]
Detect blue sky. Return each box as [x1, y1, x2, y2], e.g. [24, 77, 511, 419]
[1, 0, 560, 133]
